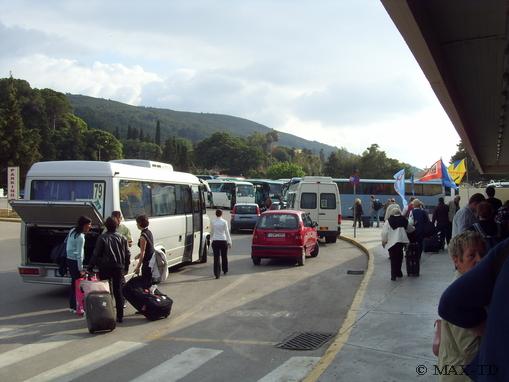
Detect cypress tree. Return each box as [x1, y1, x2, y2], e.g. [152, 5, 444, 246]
[155, 120, 161, 146]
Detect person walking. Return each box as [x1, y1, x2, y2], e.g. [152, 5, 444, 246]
[353, 198, 363, 228]
[408, 199, 430, 267]
[485, 185, 502, 213]
[134, 215, 154, 289]
[381, 205, 413, 281]
[88, 217, 130, 323]
[448, 195, 461, 238]
[66, 215, 92, 313]
[370, 195, 382, 228]
[432, 197, 450, 249]
[451, 193, 485, 239]
[211, 209, 232, 279]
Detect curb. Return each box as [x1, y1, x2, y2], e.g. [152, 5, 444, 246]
[303, 235, 374, 382]
[0, 217, 20, 222]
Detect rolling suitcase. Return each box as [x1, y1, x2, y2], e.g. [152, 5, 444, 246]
[85, 292, 116, 333]
[405, 242, 420, 276]
[423, 233, 442, 253]
[362, 216, 371, 228]
[123, 277, 173, 321]
[75, 274, 98, 316]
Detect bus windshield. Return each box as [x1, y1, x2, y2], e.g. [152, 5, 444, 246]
[30, 180, 106, 216]
[237, 185, 255, 197]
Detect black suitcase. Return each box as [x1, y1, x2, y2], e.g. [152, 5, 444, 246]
[423, 233, 442, 253]
[405, 243, 420, 276]
[85, 292, 116, 333]
[123, 278, 173, 321]
[362, 216, 371, 228]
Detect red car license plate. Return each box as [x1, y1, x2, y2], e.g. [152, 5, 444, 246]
[267, 232, 285, 238]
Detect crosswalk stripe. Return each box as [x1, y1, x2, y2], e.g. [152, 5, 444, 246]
[130, 347, 223, 382]
[24, 340, 144, 382]
[257, 357, 321, 382]
[0, 335, 76, 369]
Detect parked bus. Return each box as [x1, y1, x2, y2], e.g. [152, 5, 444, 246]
[332, 178, 445, 217]
[245, 179, 285, 206]
[206, 180, 255, 209]
[10, 160, 210, 285]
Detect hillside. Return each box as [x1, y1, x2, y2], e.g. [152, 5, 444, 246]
[67, 94, 341, 155]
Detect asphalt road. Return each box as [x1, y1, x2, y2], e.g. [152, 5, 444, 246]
[0, 214, 366, 382]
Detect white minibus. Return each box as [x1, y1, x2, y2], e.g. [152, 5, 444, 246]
[206, 180, 255, 209]
[10, 160, 210, 285]
[286, 176, 342, 243]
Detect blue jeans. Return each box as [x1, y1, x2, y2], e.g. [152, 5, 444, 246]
[67, 259, 80, 310]
[370, 210, 380, 227]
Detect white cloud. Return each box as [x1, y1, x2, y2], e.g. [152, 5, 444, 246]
[1, 54, 161, 105]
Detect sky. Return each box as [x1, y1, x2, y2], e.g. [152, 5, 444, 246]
[0, 0, 460, 169]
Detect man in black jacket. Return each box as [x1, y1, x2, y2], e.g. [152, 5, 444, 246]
[88, 217, 130, 323]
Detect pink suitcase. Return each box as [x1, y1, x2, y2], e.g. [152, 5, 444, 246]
[75, 275, 98, 315]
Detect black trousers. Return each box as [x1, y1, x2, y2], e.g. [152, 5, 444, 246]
[212, 240, 228, 278]
[67, 259, 80, 310]
[388, 243, 405, 279]
[98, 268, 125, 320]
[437, 224, 449, 248]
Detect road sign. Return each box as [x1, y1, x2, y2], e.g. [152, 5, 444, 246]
[8, 166, 19, 201]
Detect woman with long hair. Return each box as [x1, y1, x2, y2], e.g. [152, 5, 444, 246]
[134, 214, 154, 288]
[66, 215, 92, 312]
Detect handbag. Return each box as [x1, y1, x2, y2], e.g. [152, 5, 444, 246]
[432, 319, 441, 356]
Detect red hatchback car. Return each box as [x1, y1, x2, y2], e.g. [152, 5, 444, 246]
[251, 210, 319, 266]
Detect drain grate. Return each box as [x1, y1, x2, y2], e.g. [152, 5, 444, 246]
[347, 270, 365, 275]
[276, 332, 335, 351]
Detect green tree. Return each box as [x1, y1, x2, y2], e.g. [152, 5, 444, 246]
[0, 76, 41, 182]
[266, 162, 305, 179]
[84, 129, 122, 161]
[155, 120, 161, 146]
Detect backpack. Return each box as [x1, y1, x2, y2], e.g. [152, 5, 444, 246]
[50, 232, 70, 277]
[149, 247, 169, 284]
[373, 199, 382, 211]
[472, 223, 499, 251]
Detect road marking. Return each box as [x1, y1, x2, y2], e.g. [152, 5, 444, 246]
[130, 347, 222, 382]
[257, 357, 320, 382]
[144, 275, 249, 341]
[24, 341, 144, 382]
[0, 335, 76, 369]
[0, 328, 39, 340]
[302, 237, 373, 382]
[163, 336, 276, 346]
[229, 310, 296, 319]
[0, 308, 68, 322]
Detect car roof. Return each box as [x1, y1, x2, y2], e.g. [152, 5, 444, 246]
[261, 209, 303, 216]
[233, 203, 258, 207]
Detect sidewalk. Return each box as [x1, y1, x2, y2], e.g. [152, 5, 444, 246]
[319, 223, 453, 381]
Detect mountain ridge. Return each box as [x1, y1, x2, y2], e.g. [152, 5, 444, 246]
[67, 94, 343, 156]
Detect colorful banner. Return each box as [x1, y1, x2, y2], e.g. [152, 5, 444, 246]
[419, 159, 458, 189]
[447, 159, 467, 185]
[393, 169, 407, 209]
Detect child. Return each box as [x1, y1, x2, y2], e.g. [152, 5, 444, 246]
[437, 231, 486, 381]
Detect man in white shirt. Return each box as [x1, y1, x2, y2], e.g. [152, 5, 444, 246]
[211, 209, 232, 279]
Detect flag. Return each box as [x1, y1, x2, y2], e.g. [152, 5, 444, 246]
[393, 169, 407, 209]
[419, 159, 459, 189]
[448, 159, 467, 185]
[419, 160, 441, 182]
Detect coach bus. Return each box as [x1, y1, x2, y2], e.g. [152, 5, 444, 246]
[245, 179, 285, 206]
[332, 178, 445, 217]
[206, 179, 256, 209]
[10, 160, 210, 285]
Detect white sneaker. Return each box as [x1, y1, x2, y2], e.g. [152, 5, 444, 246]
[69, 308, 76, 314]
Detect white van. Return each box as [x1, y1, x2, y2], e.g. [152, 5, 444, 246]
[206, 180, 255, 209]
[10, 160, 211, 285]
[286, 176, 342, 243]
